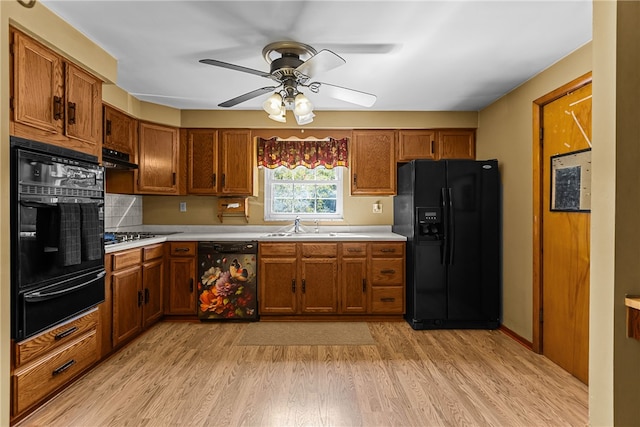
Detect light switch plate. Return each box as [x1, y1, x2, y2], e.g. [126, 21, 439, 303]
[373, 203, 382, 213]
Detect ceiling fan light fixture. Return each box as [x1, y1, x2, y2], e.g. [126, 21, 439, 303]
[268, 103, 287, 123]
[295, 111, 315, 125]
[293, 93, 313, 116]
[263, 93, 283, 115]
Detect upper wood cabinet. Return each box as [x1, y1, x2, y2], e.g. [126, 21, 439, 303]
[397, 130, 437, 161]
[350, 130, 396, 195]
[219, 129, 256, 196]
[186, 128, 255, 196]
[187, 129, 218, 194]
[397, 129, 476, 162]
[437, 129, 475, 159]
[137, 121, 179, 194]
[103, 105, 137, 155]
[10, 28, 102, 158]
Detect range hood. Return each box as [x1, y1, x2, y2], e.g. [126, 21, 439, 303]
[102, 148, 138, 170]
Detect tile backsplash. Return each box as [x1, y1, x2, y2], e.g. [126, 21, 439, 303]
[105, 193, 143, 230]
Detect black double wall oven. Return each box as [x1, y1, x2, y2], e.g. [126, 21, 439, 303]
[11, 136, 106, 341]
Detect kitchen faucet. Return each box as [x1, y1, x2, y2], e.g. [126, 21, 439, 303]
[294, 216, 301, 233]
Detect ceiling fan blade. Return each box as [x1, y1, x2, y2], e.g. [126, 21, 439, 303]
[295, 50, 345, 79]
[199, 59, 272, 79]
[218, 86, 278, 108]
[315, 82, 377, 107]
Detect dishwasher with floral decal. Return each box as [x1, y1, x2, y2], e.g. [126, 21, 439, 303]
[197, 241, 258, 320]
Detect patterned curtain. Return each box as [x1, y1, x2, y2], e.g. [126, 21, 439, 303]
[257, 137, 349, 169]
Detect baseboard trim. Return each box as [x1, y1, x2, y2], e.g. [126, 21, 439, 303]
[499, 324, 533, 350]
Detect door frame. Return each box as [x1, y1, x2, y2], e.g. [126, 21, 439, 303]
[531, 72, 592, 353]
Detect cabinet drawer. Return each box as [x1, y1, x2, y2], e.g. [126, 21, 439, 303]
[370, 242, 405, 257]
[301, 243, 337, 258]
[14, 309, 98, 368]
[112, 248, 142, 270]
[370, 287, 404, 314]
[169, 242, 197, 257]
[144, 243, 165, 261]
[341, 242, 367, 257]
[13, 329, 98, 415]
[370, 258, 404, 285]
[260, 242, 297, 257]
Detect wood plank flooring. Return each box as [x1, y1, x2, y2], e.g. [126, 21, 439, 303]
[18, 321, 588, 427]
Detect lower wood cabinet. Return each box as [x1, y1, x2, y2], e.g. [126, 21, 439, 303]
[259, 241, 405, 319]
[108, 243, 164, 350]
[165, 242, 197, 316]
[11, 309, 99, 419]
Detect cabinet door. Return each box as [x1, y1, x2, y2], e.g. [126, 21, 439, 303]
[219, 129, 255, 196]
[437, 129, 475, 159]
[11, 30, 64, 135]
[259, 257, 297, 314]
[351, 130, 396, 195]
[341, 257, 368, 313]
[104, 105, 137, 155]
[111, 266, 142, 348]
[138, 122, 179, 194]
[166, 257, 196, 315]
[187, 129, 218, 194]
[142, 258, 164, 327]
[300, 258, 338, 313]
[65, 62, 102, 149]
[397, 130, 437, 162]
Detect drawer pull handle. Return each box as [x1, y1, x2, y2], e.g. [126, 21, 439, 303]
[302, 279, 306, 293]
[380, 269, 396, 274]
[53, 96, 63, 120]
[105, 119, 112, 135]
[291, 279, 296, 293]
[362, 279, 366, 292]
[380, 297, 396, 302]
[144, 288, 150, 304]
[52, 359, 76, 376]
[189, 278, 194, 293]
[174, 247, 190, 253]
[380, 248, 396, 253]
[347, 248, 363, 252]
[54, 326, 78, 341]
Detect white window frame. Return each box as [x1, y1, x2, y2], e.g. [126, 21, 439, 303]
[263, 165, 344, 221]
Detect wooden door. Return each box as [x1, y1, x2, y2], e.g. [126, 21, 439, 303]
[65, 62, 102, 150]
[258, 257, 298, 314]
[138, 122, 179, 194]
[142, 258, 164, 327]
[351, 130, 396, 195]
[166, 257, 196, 315]
[539, 81, 591, 383]
[340, 257, 368, 313]
[437, 129, 475, 159]
[187, 129, 218, 194]
[397, 130, 437, 161]
[104, 105, 137, 155]
[11, 30, 64, 135]
[219, 129, 254, 195]
[111, 266, 142, 347]
[300, 258, 339, 313]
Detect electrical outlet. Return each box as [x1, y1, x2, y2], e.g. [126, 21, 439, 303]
[372, 203, 382, 214]
[179, 202, 187, 212]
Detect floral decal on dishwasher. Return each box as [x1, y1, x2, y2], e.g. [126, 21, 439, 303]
[198, 255, 256, 319]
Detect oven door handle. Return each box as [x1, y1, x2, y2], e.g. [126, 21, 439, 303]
[24, 271, 106, 302]
[20, 200, 57, 208]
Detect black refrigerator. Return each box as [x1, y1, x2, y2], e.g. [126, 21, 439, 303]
[393, 159, 501, 330]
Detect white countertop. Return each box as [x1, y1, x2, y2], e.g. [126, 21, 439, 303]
[104, 225, 406, 253]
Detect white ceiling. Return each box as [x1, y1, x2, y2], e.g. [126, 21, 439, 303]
[39, 0, 592, 112]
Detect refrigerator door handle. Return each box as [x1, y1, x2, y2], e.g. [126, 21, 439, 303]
[447, 187, 455, 265]
[441, 187, 449, 265]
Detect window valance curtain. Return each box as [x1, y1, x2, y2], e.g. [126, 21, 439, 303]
[257, 137, 349, 169]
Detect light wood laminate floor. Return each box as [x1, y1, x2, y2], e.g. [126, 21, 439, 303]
[19, 321, 588, 427]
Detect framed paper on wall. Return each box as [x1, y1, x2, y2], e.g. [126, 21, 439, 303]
[550, 148, 591, 212]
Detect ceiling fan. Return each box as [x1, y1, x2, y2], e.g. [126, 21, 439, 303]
[199, 41, 377, 124]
